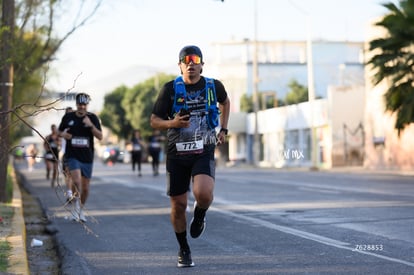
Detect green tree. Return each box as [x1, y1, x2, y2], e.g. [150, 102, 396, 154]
[121, 73, 174, 138]
[100, 86, 132, 140]
[277, 98, 286, 107]
[0, 0, 102, 202]
[285, 79, 308, 105]
[2, 0, 102, 143]
[260, 92, 277, 109]
[1, 0, 102, 137]
[240, 93, 253, 112]
[367, 0, 414, 134]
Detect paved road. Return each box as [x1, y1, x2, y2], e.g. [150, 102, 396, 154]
[16, 161, 414, 274]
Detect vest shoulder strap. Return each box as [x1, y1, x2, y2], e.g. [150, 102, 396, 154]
[204, 77, 217, 106]
[172, 76, 187, 115]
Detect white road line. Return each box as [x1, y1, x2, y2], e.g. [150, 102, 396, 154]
[212, 199, 414, 268]
[222, 175, 414, 197]
[102, 176, 414, 267]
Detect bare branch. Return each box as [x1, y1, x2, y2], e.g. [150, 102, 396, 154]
[51, 1, 103, 58]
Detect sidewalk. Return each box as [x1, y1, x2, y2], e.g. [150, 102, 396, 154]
[6, 167, 29, 275]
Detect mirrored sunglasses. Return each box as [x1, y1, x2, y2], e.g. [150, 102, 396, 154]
[180, 54, 201, 65]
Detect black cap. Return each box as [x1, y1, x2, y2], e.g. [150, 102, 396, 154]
[75, 93, 90, 105]
[179, 45, 203, 62]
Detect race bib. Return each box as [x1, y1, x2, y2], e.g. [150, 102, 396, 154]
[45, 153, 54, 160]
[71, 137, 89, 148]
[133, 144, 141, 151]
[151, 142, 161, 148]
[176, 139, 203, 154]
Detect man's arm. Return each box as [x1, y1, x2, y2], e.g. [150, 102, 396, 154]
[90, 124, 103, 141]
[150, 113, 190, 130]
[217, 97, 230, 145]
[83, 115, 103, 141]
[219, 97, 230, 130]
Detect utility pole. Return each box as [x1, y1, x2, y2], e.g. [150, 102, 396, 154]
[0, 0, 15, 202]
[288, 1, 318, 169]
[305, 15, 318, 169]
[252, 0, 260, 166]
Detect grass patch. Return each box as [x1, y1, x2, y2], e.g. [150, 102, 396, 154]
[0, 204, 13, 272]
[6, 165, 14, 203]
[0, 164, 17, 271]
[0, 239, 11, 272]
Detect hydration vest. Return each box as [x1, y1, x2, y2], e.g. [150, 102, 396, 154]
[172, 76, 220, 129]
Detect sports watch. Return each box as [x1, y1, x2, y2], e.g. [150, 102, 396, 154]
[220, 128, 228, 135]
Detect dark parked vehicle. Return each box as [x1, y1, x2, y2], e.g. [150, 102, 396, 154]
[101, 146, 124, 164]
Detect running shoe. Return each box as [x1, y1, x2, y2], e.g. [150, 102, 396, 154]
[79, 209, 87, 223]
[70, 199, 80, 221]
[190, 202, 206, 238]
[190, 217, 205, 238]
[177, 249, 194, 268]
[70, 209, 79, 221]
[66, 191, 74, 204]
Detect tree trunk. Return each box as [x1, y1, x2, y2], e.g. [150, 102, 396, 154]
[0, 0, 15, 202]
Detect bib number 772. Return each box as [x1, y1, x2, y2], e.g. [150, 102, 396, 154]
[176, 139, 203, 152]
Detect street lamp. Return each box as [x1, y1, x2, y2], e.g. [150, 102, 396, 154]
[288, 0, 318, 169]
[251, 0, 316, 168]
[252, 0, 260, 166]
[305, 15, 318, 169]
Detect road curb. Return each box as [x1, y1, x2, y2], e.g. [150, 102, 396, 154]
[6, 167, 29, 275]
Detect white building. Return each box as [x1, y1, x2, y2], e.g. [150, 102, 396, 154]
[211, 39, 366, 168]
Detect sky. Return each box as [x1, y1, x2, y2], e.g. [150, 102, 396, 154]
[46, 0, 395, 111]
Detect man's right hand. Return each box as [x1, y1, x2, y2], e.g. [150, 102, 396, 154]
[61, 128, 72, 140]
[174, 110, 190, 128]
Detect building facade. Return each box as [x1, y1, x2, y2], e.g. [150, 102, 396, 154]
[210, 39, 367, 168]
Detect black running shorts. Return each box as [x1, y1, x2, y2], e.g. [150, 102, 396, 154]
[166, 149, 215, 196]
